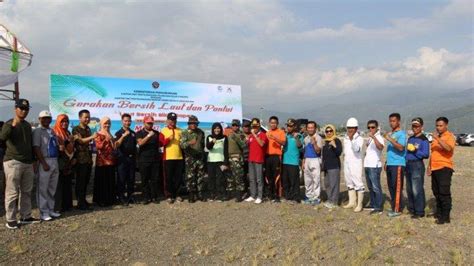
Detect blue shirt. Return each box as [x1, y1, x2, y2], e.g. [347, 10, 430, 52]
[406, 134, 430, 161]
[386, 130, 407, 166]
[283, 133, 303, 166]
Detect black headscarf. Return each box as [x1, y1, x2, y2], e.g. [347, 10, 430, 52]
[211, 122, 225, 139]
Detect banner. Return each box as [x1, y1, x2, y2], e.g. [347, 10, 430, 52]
[50, 74, 242, 133]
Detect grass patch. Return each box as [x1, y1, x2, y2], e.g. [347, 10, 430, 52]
[449, 248, 464, 265]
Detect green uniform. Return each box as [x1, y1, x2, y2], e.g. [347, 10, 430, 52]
[227, 131, 246, 192]
[180, 128, 206, 193]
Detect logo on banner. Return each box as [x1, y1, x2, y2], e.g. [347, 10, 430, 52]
[152, 81, 160, 89]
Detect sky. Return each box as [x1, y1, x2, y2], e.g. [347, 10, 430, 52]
[0, 0, 472, 113]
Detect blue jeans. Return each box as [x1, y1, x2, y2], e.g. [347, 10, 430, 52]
[406, 160, 426, 216]
[386, 165, 405, 213]
[365, 167, 383, 211]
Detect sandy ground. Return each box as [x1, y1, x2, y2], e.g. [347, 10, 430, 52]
[0, 146, 472, 264]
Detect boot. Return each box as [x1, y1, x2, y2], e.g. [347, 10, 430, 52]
[188, 192, 196, 203]
[343, 189, 357, 209]
[235, 191, 244, 202]
[354, 191, 364, 212]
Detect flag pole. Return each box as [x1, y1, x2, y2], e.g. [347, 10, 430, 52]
[13, 36, 19, 101]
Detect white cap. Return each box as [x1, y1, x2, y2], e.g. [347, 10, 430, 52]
[38, 110, 52, 118]
[346, 117, 359, 127]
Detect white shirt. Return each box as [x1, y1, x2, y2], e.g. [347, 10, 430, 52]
[364, 131, 385, 168]
[343, 132, 363, 162]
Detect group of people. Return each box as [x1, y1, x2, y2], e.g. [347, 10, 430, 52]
[0, 98, 456, 230]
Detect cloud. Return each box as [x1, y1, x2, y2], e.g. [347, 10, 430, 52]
[0, 0, 471, 112]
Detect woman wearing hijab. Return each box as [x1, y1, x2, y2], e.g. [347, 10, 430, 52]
[52, 114, 75, 212]
[322, 124, 343, 209]
[93, 117, 116, 207]
[206, 122, 229, 201]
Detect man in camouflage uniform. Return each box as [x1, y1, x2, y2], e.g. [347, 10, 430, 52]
[179, 115, 206, 203]
[227, 119, 247, 202]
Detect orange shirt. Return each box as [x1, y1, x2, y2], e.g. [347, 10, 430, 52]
[266, 128, 286, 155]
[430, 131, 455, 171]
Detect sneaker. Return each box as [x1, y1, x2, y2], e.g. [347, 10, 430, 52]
[41, 215, 53, 222]
[324, 202, 335, 209]
[363, 207, 375, 211]
[387, 211, 402, 218]
[5, 221, 18, 229]
[255, 198, 262, 204]
[312, 198, 321, 206]
[370, 210, 383, 215]
[303, 199, 312, 205]
[19, 217, 40, 224]
[50, 211, 61, 218]
[245, 197, 255, 202]
[167, 198, 175, 204]
[176, 197, 183, 203]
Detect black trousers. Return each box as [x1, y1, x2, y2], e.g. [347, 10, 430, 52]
[55, 171, 73, 212]
[165, 159, 183, 199]
[282, 164, 300, 201]
[138, 161, 159, 201]
[431, 167, 453, 219]
[207, 162, 226, 197]
[75, 163, 92, 207]
[265, 155, 281, 199]
[117, 157, 136, 200]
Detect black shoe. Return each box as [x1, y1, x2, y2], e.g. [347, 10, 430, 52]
[235, 193, 244, 202]
[143, 199, 152, 205]
[127, 197, 136, 205]
[5, 221, 19, 229]
[188, 193, 196, 203]
[436, 217, 451, 224]
[198, 194, 207, 202]
[19, 217, 40, 225]
[411, 214, 425, 219]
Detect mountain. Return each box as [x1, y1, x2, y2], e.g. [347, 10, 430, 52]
[244, 88, 474, 132]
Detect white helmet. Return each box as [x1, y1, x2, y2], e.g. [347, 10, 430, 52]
[346, 117, 358, 127]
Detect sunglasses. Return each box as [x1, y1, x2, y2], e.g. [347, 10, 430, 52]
[18, 107, 29, 111]
[232, 124, 239, 127]
[325, 130, 333, 133]
[187, 122, 198, 125]
[412, 125, 421, 128]
[367, 126, 376, 129]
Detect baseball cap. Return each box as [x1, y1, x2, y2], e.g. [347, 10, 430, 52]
[143, 116, 154, 123]
[15, 98, 30, 109]
[167, 112, 177, 121]
[231, 119, 241, 126]
[188, 115, 199, 123]
[286, 118, 297, 127]
[38, 110, 52, 118]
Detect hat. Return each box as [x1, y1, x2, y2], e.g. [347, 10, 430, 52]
[231, 119, 241, 126]
[188, 115, 199, 123]
[250, 118, 260, 127]
[286, 118, 297, 127]
[411, 117, 424, 126]
[242, 120, 251, 127]
[38, 110, 52, 118]
[346, 117, 359, 127]
[143, 116, 154, 123]
[15, 98, 30, 109]
[167, 112, 177, 121]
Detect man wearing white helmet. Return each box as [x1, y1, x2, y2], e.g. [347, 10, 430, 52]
[33, 110, 60, 221]
[342, 117, 365, 212]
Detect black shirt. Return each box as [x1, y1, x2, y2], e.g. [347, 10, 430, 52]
[322, 138, 342, 170]
[115, 128, 137, 158]
[136, 129, 160, 162]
